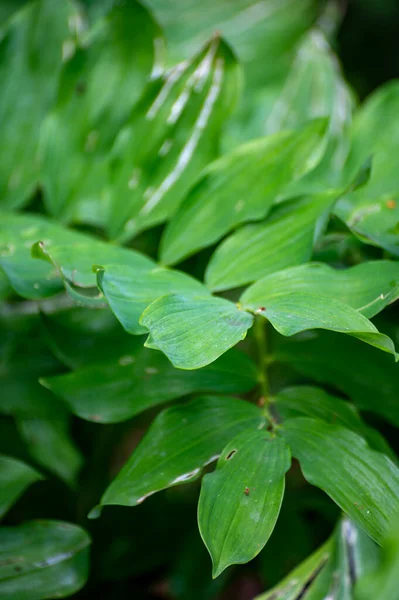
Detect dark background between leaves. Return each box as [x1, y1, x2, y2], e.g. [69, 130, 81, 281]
[1, 0, 398, 599]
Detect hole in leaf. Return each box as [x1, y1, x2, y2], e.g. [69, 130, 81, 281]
[225, 449, 237, 460]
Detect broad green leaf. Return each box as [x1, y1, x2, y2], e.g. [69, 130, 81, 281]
[107, 35, 241, 240]
[242, 261, 399, 319]
[146, 0, 317, 90]
[98, 396, 266, 508]
[205, 194, 333, 291]
[335, 81, 399, 256]
[241, 288, 396, 358]
[274, 386, 395, 460]
[41, 348, 258, 423]
[1, 380, 83, 486]
[356, 516, 399, 600]
[0, 212, 153, 299]
[0, 520, 90, 600]
[255, 540, 331, 600]
[40, 308, 141, 369]
[280, 418, 399, 543]
[275, 330, 399, 427]
[160, 120, 327, 266]
[0, 0, 78, 209]
[40, 1, 162, 223]
[0, 455, 42, 519]
[97, 264, 207, 335]
[198, 430, 291, 577]
[140, 294, 254, 369]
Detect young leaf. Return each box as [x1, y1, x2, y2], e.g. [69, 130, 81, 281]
[107, 35, 241, 240]
[160, 120, 327, 266]
[40, 1, 163, 223]
[198, 430, 291, 577]
[275, 330, 399, 427]
[205, 194, 333, 291]
[0, 0, 78, 209]
[98, 396, 266, 508]
[41, 348, 258, 423]
[97, 264, 207, 335]
[0, 520, 90, 600]
[0, 455, 43, 519]
[280, 418, 399, 543]
[140, 294, 254, 369]
[242, 261, 399, 319]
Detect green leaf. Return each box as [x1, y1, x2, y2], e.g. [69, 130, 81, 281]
[1, 380, 83, 486]
[241, 285, 397, 358]
[0, 0, 78, 209]
[255, 540, 331, 600]
[0, 455, 42, 519]
[97, 264, 207, 335]
[275, 330, 399, 427]
[107, 34, 241, 240]
[0, 520, 90, 600]
[160, 119, 327, 266]
[256, 517, 379, 600]
[198, 430, 291, 577]
[40, 308, 141, 369]
[98, 396, 266, 508]
[335, 81, 399, 256]
[356, 516, 399, 600]
[146, 0, 317, 90]
[280, 418, 399, 543]
[241, 261, 399, 319]
[140, 294, 254, 369]
[40, 1, 162, 224]
[0, 212, 153, 299]
[274, 386, 395, 459]
[41, 347, 258, 423]
[205, 194, 333, 291]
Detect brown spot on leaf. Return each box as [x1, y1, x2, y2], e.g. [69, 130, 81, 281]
[386, 199, 397, 209]
[244, 487, 250, 496]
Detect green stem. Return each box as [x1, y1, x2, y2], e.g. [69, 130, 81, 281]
[254, 316, 270, 406]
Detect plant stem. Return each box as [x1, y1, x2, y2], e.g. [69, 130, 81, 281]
[254, 316, 270, 402]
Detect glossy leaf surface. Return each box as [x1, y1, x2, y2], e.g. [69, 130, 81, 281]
[198, 430, 290, 577]
[97, 264, 207, 335]
[141, 294, 254, 369]
[161, 120, 327, 266]
[242, 261, 399, 319]
[42, 348, 258, 423]
[205, 194, 333, 291]
[281, 418, 399, 543]
[99, 396, 266, 508]
[0, 520, 90, 600]
[0, 455, 42, 519]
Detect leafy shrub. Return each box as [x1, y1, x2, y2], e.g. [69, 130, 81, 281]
[1, 1, 399, 598]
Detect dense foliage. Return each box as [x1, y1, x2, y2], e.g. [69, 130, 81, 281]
[1, 1, 399, 598]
